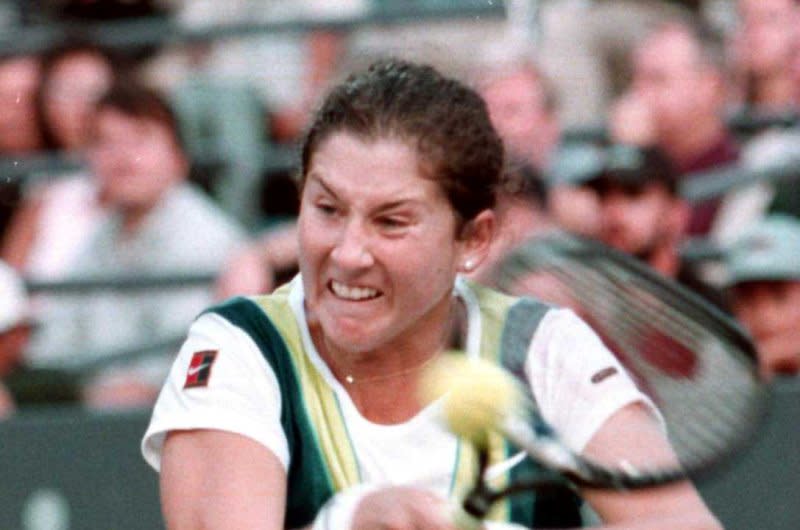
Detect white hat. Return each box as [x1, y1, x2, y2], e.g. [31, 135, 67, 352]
[0, 261, 28, 333]
[724, 214, 800, 286]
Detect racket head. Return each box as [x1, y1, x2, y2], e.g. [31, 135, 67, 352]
[488, 231, 770, 488]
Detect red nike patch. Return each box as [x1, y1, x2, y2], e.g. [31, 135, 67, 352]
[184, 350, 218, 389]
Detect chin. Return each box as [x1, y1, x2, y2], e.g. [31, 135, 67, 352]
[320, 314, 385, 354]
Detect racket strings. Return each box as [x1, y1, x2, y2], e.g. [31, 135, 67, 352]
[542, 263, 759, 461]
[498, 243, 767, 476]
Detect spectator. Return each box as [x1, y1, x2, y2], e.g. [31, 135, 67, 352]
[549, 143, 724, 306]
[722, 0, 800, 224]
[724, 214, 800, 379]
[469, 40, 599, 241]
[0, 54, 43, 155]
[474, 52, 560, 173]
[2, 42, 118, 279]
[612, 20, 739, 236]
[732, 0, 800, 110]
[0, 53, 44, 278]
[611, 18, 739, 236]
[27, 80, 246, 409]
[538, 0, 702, 128]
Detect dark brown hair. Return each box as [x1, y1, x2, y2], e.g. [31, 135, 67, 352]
[300, 58, 504, 226]
[95, 78, 185, 153]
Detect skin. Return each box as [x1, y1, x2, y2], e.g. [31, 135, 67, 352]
[630, 26, 726, 165]
[732, 280, 800, 378]
[479, 68, 559, 170]
[734, 0, 800, 107]
[78, 107, 188, 409]
[595, 182, 689, 277]
[0, 56, 42, 153]
[41, 51, 115, 150]
[213, 224, 299, 300]
[160, 134, 719, 530]
[88, 108, 188, 234]
[298, 133, 493, 423]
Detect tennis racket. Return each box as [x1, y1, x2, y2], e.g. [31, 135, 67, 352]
[433, 231, 770, 528]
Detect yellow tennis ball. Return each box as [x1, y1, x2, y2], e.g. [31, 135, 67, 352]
[419, 353, 524, 445]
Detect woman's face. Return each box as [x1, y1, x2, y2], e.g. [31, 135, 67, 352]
[298, 132, 483, 357]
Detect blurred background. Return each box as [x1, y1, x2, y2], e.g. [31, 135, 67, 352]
[0, 0, 798, 528]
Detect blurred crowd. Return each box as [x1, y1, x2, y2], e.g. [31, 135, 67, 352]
[0, 0, 799, 418]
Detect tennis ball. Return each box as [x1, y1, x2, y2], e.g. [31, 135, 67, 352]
[419, 353, 524, 445]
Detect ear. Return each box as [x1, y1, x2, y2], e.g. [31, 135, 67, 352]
[457, 209, 496, 274]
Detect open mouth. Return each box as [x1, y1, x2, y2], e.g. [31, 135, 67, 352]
[329, 280, 382, 301]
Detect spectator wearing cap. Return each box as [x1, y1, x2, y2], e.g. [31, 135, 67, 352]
[724, 214, 800, 379]
[549, 143, 724, 307]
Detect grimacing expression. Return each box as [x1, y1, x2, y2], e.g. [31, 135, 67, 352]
[298, 132, 478, 356]
[89, 108, 186, 210]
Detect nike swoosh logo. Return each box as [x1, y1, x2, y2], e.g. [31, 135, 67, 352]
[188, 362, 212, 376]
[484, 451, 527, 481]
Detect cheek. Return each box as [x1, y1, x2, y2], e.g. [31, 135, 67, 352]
[297, 216, 326, 269]
[379, 230, 459, 306]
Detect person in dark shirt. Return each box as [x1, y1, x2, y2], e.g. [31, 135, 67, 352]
[611, 20, 739, 236]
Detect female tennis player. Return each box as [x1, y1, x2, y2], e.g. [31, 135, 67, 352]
[141, 59, 720, 529]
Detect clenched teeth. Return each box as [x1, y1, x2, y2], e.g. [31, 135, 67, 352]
[330, 280, 380, 300]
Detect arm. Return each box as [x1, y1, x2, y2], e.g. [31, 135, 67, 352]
[0, 192, 44, 270]
[528, 309, 721, 530]
[214, 222, 298, 299]
[161, 429, 287, 530]
[580, 403, 722, 530]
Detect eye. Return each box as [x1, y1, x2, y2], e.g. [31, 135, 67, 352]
[375, 214, 413, 231]
[314, 200, 337, 216]
[378, 216, 406, 228]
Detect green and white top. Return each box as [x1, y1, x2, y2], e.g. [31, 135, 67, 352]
[142, 276, 653, 528]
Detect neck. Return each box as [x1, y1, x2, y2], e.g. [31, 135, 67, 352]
[315, 291, 465, 423]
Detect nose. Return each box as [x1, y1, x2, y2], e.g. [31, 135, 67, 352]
[330, 219, 374, 270]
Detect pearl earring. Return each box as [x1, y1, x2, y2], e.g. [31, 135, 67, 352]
[463, 259, 475, 271]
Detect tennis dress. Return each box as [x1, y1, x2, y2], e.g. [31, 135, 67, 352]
[142, 276, 653, 527]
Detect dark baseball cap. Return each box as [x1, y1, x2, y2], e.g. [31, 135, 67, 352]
[548, 143, 677, 192]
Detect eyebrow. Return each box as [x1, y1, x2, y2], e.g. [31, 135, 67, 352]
[307, 172, 427, 213]
[307, 173, 339, 200]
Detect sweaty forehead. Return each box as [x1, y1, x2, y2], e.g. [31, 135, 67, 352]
[306, 133, 444, 205]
